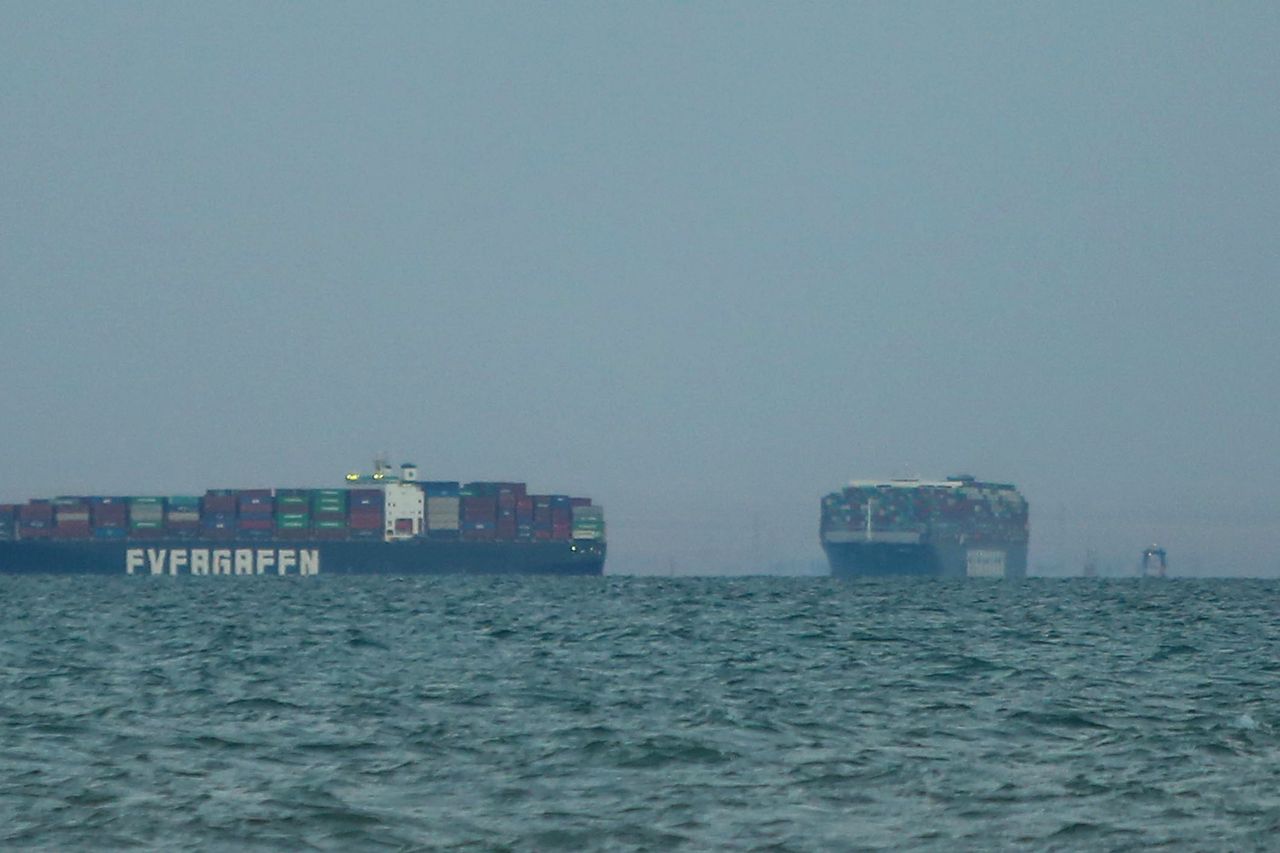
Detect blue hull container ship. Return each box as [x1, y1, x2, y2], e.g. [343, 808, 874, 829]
[0, 460, 606, 576]
[820, 476, 1028, 578]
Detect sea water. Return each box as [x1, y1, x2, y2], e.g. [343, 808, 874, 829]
[2, 576, 1278, 850]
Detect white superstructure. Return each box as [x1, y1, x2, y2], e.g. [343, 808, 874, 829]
[383, 482, 424, 540]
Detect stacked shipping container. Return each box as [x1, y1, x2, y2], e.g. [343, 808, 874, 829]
[237, 490, 273, 539]
[2, 480, 603, 544]
[461, 483, 497, 542]
[91, 497, 128, 539]
[202, 491, 237, 539]
[348, 489, 383, 540]
[129, 497, 164, 536]
[54, 498, 91, 539]
[167, 496, 201, 538]
[18, 502, 53, 539]
[312, 489, 348, 539]
[425, 481, 461, 539]
[275, 490, 310, 540]
[820, 478, 1028, 544]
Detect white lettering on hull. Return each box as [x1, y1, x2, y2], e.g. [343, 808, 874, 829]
[123, 548, 321, 576]
[966, 548, 1006, 578]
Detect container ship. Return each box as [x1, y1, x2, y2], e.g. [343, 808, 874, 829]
[820, 475, 1028, 578]
[0, 460, 605, 576]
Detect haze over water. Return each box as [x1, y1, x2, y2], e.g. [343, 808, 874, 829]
[2, 4, 1278, 576]
[3, 575, 1279, 850]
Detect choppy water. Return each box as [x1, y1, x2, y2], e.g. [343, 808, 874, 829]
[2, 577, 1279, 851]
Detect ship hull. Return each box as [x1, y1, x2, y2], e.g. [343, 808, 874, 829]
[823, 539, 1027, 579]
[0, 539, 605, 576]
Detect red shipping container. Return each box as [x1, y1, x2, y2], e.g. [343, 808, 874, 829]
[348, 512, 384, 530]
[202, 495, 237, 514]
[92, 505, 127, 525]
[570, 497, 592, 508]
[349, 489, 382, 508]
[238, 518, 273, 530]
[19, 504, 54, 521]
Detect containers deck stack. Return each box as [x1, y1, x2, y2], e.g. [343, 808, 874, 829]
[820, 475, 1029, 578]
[0, 462, 605, 576]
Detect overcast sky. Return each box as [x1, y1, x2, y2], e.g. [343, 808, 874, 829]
[2, 3, 1277, 576]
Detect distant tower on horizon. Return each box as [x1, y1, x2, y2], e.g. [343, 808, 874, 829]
[1141, 545, 1168, 577]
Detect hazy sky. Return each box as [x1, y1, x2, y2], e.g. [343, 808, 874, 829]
[2, 3, 1277, 575]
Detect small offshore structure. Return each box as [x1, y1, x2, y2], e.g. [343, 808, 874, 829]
[1140, 544, 1168, 577]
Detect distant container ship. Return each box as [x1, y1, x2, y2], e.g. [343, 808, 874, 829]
[820, 475, 1028, 578]
[0, 460, 605, 576]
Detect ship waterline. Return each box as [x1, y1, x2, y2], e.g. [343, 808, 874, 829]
[0, 461, 606, 576]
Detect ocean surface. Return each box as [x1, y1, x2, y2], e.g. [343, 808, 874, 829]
[2, 576, 1278, 851]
